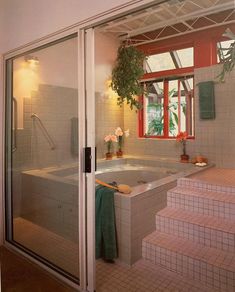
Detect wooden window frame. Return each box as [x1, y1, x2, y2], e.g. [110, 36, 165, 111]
[138, 25, 235, 140]
[139, 74, 194, 139]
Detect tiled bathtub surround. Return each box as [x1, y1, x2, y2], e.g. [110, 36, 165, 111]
[142, 177, 235, 291]
[21, 156, 210, 266]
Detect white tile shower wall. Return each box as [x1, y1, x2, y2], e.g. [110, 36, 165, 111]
[95, 92, 124, 158]
[12, 84, 78, 216]
[123, 64, 235, 168]
[95, 32, 123, 159]
[30, 84, 78, 168]
[13, 84, 78, 170]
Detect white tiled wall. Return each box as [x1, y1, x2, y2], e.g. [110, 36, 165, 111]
[95, 92, 124, 158]
[12, 84, 78, 216]
[13, 84, 78, 170]
[94, 32, 123, 159]
[189, 65, 235, 168]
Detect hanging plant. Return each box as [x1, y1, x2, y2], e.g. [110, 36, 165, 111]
[217, 29, 235, 82]
[111, 45, 147, 110]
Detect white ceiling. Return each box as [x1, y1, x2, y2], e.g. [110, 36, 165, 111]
[97, 0, 235, 45]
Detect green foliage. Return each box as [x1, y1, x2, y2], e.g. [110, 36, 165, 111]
[217, 41, 235, 82]
[147, 103, 164, 135]
[111, 45, 146, 110]
[146, 88, 186, 136]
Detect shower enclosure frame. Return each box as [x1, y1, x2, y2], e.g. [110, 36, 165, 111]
[2, 28, 93, 291]
[0, 1, 163, 291]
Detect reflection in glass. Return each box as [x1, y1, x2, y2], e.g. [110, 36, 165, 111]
[6, 36, 80, 281]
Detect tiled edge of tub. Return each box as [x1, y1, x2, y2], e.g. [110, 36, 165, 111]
[114, 163, 214, 266]
[21, 157, 214, 266]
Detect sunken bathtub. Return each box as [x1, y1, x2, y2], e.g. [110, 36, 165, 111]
[21, 156, 210, 265]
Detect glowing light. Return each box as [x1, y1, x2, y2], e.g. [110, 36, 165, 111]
[104, 79, 118, 99]
[13, 57, 40, 128]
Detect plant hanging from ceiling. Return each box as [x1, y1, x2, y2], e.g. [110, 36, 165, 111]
[111, 45, 147, 110]
[217, 28, 235, 82]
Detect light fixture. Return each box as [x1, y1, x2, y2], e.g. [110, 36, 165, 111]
[24, 55, 39, 65]
[104, 79, 118, 99]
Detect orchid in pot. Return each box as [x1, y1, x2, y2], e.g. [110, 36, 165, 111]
[104, 134, 117, 160]
[176, 131, 189, 162]
[115, 127, 130, 158]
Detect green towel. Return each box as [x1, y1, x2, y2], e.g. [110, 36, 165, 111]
[95, 185, 118, 260]
[198, 81, 215, 119]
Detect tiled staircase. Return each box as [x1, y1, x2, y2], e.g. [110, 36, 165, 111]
[142, 178, 235, 292]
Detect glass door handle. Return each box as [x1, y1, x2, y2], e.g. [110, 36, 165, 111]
[12, 97, 17, 152]
[84, 147, 97, 173]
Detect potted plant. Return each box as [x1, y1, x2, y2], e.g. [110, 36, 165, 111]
[176, 131, 189, 162]
[111, 45, 147, 110]
[115, 127, 129, 158]
[104, 134, 117, 160]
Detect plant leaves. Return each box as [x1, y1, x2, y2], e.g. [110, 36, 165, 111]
[111, 45, 147, 110]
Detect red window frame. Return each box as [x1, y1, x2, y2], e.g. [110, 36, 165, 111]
[138, 24, 235, 140]
[139, 76, 194, 139]
[139, 46, 195, 139]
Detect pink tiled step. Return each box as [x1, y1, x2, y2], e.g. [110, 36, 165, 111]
[167, 186, 235, 220]
[142, 231, 235, 291]
[156, 207, 235, 252]
[178, 178, 235, 194]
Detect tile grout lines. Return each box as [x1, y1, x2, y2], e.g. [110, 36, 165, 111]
[142, 177, 235, 292]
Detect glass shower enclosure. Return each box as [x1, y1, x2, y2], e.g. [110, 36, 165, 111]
[5, 34, 82, 283]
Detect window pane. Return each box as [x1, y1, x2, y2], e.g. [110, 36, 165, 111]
[181, 77, 194, 137]
[143, 77, 194, 138]
[145, 81, 164, 136]
[147, 52, 175, 72]
[146, 47, 194, 73]
[176, 47, 194, 67]
[168, 77, 194, 137]
[217, 40, 234, 63]
[168, 80, 179, 137]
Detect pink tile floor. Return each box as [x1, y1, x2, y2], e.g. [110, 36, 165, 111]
[96, 258, 216, 292]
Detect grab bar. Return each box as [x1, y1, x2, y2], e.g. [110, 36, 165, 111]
[12, 97, 17, 152]
[31, 113, 56, 150]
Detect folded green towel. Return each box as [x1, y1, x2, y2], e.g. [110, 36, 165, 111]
[95, 185, 118, 260]
[198, 81, 215, 119]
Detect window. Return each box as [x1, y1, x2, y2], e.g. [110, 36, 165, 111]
[217, 40, 234, 63]
[142, 77, 194, 138]
[146, 47, 194, 73]
[140, 46, 194, 139]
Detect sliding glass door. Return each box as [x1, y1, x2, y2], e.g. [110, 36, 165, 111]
[5, 34, 82, 283]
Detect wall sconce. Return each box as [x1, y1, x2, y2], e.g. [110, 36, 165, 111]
[24, 55, 39, 65]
